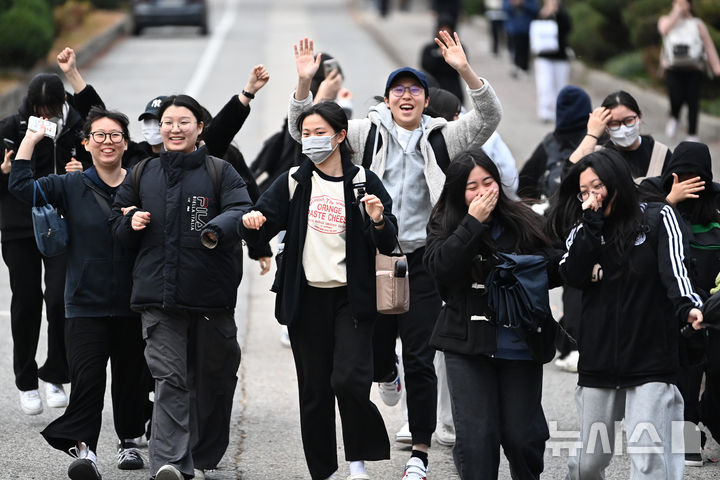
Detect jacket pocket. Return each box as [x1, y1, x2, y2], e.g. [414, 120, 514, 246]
[68, 259, 112, 306]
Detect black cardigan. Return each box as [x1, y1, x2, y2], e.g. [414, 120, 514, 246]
[242, 155, 398, 325]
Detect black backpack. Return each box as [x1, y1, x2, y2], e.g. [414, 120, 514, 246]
[539, 133, 575, 199]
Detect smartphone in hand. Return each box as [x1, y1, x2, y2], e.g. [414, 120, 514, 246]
[322, 58, 340, 77]
[28, 116, 57, 139]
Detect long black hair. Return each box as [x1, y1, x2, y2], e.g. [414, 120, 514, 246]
[24, 73, 65, 119]
[295, 101, 354, 156]
[547, 148, 643, 261]
[427, 148, 551, 253]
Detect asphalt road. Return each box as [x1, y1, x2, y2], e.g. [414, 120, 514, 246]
[1, 0, 719, 478]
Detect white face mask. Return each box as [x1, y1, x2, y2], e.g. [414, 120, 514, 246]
[608, 123, 640, 148]
[141, 119, 162, 146]
[301, 134, 338, 164]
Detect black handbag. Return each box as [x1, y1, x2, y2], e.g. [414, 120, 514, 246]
[31, 181, 68, 257]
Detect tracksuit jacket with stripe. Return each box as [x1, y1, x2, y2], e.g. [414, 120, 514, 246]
[559, 202, 703, 389]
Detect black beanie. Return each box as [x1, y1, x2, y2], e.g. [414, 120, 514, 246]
[555, 86, 592, 129]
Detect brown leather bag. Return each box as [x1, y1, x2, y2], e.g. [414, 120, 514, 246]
[376, 240, 409, 314]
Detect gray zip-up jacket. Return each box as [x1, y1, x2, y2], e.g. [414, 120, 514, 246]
[288, 79, 503, 206]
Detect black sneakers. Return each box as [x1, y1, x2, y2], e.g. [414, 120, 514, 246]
[117, 439, 144, 470]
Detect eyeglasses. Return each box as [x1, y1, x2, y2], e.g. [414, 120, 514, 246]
[89, 131, 125, 143]
[577, 183, 606, 202]
[159, 120, 197, 131]
[389, 85, 424, 97]
[606, 115, 638, 131]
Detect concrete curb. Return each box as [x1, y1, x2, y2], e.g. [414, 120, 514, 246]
[0, 14, 131, 119]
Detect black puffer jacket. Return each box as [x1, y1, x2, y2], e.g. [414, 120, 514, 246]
[0, 86, 100, 240]
[111, 146, 251, 312]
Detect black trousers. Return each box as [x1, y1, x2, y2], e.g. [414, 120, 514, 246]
[41, 316, 148, 453]
[373, 247, 441, 446]
[1, 238, 68, 390]
[555, 286, 581, 357]
[509, 33, 531, 72]
[290, 286, 390, 480]
[701, 330, 720, 441]
[445, 353, 548, 480]
[665, 68, 704, 135]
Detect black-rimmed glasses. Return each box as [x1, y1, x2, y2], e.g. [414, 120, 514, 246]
[607, 115, 638, 131]
[89, 131, 125, 143]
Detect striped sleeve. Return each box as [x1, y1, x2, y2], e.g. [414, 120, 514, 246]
[659, 205, 703, 310]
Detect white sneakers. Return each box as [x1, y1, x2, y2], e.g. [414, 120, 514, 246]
[665, 117, 678, 138]
[19, 383, 68, 414]
[378, 375, 402, 407]
[68, 442, 101, 480]
[434, 423, 455, 446]
[279, 326, 291, 348]
[395, 421, 412, 444]
[554, 350, 579, 373]
[46, 382, 69, 408]
[19, 389, 42, 415]
[156, 464, 184, 480]
[402, 457, 427, 480]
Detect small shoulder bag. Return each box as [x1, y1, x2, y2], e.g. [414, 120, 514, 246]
[32, 181, 68, 257]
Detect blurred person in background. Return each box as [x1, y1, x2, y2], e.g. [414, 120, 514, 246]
[531, 0, 572, 124]
[485, 0, 507, 57]
[503, 0, 539, 79]
[658, 0, 720, 142]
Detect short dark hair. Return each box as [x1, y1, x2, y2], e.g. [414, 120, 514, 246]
[157, 94, 204, 124]
[25, 73, 65, 118]
[601, 90, 642, 118]
[83, 106, 130, 142]
[295, 101, 354, 156]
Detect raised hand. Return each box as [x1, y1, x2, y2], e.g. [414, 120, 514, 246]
[246, 64, 270, 94]
[56, 47, 77, 74]
[294, 37, 321, 82]
[315, 69, 343, 102]
[435, 30, 469, 72]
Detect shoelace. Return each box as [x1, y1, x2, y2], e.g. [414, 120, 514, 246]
[118, 447, 144, 464]
[69, 443, 89, 460]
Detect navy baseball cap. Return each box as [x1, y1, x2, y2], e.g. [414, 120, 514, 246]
[384, 67, 430, 97]
[138, 96, 167, 121]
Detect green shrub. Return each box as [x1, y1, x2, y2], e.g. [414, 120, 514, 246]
[567, 3, 617, 65]
[464, 0, 485, 16]
[604, 51, 647, 81]
[0, 0, 54, 70]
